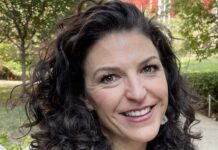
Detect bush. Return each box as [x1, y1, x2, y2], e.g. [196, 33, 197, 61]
[0, 132, 32, 150]
[0, 66, 21, 80]
[184, 72, 218, 112]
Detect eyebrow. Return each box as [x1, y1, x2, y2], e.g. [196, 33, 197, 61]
[93, 56, 159, 78]
[139, 56, 159, 66]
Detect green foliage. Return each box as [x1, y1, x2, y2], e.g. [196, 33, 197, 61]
[3, 60, 22, 76]
[185, 72, 218, 112]
[0, 43, 19, 62]
[0, 132, 32, 150]
[0, 0, 77, 43]
[185, 72, 218, 98]
[0, 0, 77, 80]
[173, 0, 218, 59]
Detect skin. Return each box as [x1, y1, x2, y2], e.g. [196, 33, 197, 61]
[84, 30, 168, 150]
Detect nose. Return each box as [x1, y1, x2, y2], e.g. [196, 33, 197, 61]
[125, 75, 146, 102]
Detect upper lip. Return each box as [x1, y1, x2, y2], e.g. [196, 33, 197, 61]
[120, 104, 156, 114]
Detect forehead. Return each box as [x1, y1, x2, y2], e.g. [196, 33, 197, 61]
[84, 30, 160, 71]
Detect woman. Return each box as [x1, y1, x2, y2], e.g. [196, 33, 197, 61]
[23, 0, 201, 149]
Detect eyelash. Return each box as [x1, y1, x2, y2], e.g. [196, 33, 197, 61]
[100, 74, 120, 84]
[99, 65, 159, 84]
[141, 64, 159, 73]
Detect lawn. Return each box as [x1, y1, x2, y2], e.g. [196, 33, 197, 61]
[0, 86, 15, 103]
[0, 105, 26, 136]
[0, 84, 28, 146]
[0, 85, 25, 136]
[179, 56, 218, 73]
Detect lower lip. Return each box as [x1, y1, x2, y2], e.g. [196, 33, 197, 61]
[124, 106, 155, 123]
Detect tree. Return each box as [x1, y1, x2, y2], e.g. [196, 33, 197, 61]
[173, 0, 218, 60]
[0, 0, 77, 84]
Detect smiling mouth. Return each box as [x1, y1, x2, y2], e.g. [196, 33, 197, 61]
[122, 105, 154, 117]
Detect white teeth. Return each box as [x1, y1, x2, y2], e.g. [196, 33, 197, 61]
[124, 107, 151, 117]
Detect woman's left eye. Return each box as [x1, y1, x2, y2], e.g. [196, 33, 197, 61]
[141, 65, 159, 73]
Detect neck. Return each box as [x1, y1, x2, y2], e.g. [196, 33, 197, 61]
[111, 137, 147, 150]
[101, 127, 147, 150]
[112, 142, 146, 150]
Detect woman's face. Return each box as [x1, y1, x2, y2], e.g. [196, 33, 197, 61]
[84, 30, 168, 149]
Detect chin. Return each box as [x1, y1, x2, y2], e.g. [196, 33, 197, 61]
[126, 122, 161, 143]
[137, 130, 159, 143]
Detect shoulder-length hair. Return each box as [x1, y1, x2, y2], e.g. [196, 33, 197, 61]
[23, 0, 201, 149]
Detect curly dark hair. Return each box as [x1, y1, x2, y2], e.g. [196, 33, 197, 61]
[22, 0, 201, 149]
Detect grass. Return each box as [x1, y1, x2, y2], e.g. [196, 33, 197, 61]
[0, 84, 27, 142]
[0, 105, 32, 149]
[0, 105, 26, 136]
[179, 56, 218, 73]
[0, 86, 14, 103]
[0, 85, 21, 104]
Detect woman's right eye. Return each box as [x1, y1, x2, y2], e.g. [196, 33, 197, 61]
[100, 74, 120, 84]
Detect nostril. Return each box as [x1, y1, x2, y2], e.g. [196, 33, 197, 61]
[125, 75, 147, 101]
[125, 86, 146, 101]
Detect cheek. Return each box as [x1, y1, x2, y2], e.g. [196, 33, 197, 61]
[158, 79, 168, 100]
[146, 75, 168, 101]
[89, 89, 122, 112]
[158, 78, 168, 97]
[157, 78, 168, 107]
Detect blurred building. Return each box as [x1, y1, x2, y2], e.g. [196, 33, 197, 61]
[122, 0, 173, 23]
[122, 0, 216, 22]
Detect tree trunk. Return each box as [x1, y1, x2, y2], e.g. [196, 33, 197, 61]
[20, 41, 27, 87]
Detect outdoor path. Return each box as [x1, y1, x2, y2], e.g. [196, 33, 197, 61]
[194, 113, 218, 150]
[0, 80, 22, 86]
